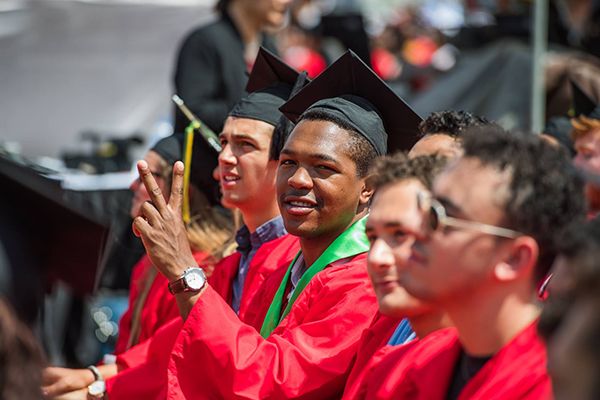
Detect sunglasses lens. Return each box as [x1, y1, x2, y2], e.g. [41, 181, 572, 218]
[428, 206, 439, 231]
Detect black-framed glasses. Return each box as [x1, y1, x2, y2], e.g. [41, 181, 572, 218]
[417, 191, 522, 240]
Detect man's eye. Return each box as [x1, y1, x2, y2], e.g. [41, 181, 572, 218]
[280, 159, 295, 166]
[242, 141, 256, 148]
[317, 165, 335, 172]
[393, 230, 407, 240]
[220, 139, 228, 146]
[366, 234, 377, 245]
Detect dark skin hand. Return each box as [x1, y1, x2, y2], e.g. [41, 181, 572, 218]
[132, 160, 207, 321]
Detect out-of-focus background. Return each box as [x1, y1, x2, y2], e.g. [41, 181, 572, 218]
[1, 0, 600, 367]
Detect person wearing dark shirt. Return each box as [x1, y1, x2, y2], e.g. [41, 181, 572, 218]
[173, 0, 291, 135]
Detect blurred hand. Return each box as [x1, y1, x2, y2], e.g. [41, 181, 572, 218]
[42, 367, 94, 397]
[52, 388, 89, 400]
[132, 160, 196, 282]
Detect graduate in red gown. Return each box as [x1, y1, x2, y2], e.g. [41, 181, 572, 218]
[360, 127, 587, 400]
[342, 153, 454, 400]
[42, 135, 234, 399]
[100, 49, 309, 400]
[343, 111, 498, 400]
[132, 50, 421, 399]
[42, 48, 307, 400]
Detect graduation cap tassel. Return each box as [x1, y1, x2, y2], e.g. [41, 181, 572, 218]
[182, 122, 195, 223]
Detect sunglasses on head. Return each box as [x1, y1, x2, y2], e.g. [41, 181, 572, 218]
[417, 191, 522, 240]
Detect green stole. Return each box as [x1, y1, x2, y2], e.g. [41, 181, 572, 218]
[259, 216, 370, 338]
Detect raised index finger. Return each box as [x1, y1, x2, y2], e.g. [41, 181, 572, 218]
[137, 160, 168, 215]
[169, 161, 185, 214]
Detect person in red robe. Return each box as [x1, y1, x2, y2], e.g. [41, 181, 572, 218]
[42, 136, 234, 398]
[100, 49, 308, 400]
[359, 127, 587, 399]
[343, 111, 499, 400]
[131, 50, 422, 399]
[44, 49, 308, 400]
[342, 153, 453, 400]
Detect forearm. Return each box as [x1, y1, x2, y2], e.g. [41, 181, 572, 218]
[174, 285, 208, 321]
[98, 364, 120, 381]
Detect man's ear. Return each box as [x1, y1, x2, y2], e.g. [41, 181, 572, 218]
[494, 236, 539, 282]
[359, 176, 376, 205]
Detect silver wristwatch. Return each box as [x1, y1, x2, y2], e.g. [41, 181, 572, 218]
[168, 267, 207, 295]
[87, 365, 105, 398]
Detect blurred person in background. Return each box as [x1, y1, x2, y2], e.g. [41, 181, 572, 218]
[539, 220, 600, 400]
[408, 110, 496, 159]
[41, 135, 235, 398]
[0, 294, 45, 400]
[172, 0, 291, 135]
[571, 109, 600, 216]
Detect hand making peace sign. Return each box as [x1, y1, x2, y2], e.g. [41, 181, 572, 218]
[132, 160, 197, 284]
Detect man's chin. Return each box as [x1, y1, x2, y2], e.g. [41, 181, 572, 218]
[282, 219, 318, 239]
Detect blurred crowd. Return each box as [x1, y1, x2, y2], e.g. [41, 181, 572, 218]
[3, 0, 600, 399]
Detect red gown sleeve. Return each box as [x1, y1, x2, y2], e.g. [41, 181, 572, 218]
[107, 317, 184, 400]
[113, 255, 151, 355]
[342, 313, 402, 400]
[111, 252, 207, 367]
[167, 255, 378, 400]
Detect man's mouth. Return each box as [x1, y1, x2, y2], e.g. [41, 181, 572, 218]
[221, 173, 240, 188]
[375, 279, 399, 293]
[283, 196, 317, 216]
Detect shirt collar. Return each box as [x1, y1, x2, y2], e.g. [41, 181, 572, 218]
[235, 216, 286, 257]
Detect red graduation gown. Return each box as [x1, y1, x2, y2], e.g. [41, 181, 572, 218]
[341, 313, 401, 400]
[362, 321, 552, 400]
[105, 234, 300, 400]
[114, 251, 209, 356]
[167, 252, 379, 400]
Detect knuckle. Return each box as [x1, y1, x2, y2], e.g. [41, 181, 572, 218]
[152, 187, 162, 196]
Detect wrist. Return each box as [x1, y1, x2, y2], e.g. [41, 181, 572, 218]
[165, 257, 197, 283]
[87, 365, 103, 383]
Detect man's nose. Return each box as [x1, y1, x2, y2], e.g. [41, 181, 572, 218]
[368, 239, 394, 272]
[218, 143, 236, 166]
[287, 166, 313, 190]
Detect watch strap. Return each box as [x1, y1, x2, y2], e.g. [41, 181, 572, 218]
[168, 277, 187, 295]
[87, 365, 103, 381]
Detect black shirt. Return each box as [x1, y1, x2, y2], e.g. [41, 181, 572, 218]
[446, 350, 492, 400]
[173, 11, 277, 134]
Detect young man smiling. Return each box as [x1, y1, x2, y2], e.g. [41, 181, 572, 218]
[341, 154, 453, 400]
[361, 127, 586, 400]
[132, 50, 422, 399]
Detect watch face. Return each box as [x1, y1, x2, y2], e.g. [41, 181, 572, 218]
[185, 268, 205, 290]
[88, 380, 106, 396]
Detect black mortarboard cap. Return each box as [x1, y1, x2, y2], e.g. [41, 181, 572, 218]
[279, 50, 422, 155]
[229, 47, 307, 127]
[151, 133, 221, 206]
[570, 79, 600, 120]
[151, 134, 183, 167]
[543, 116, 576, 156]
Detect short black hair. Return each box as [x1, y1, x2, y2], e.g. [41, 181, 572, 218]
[298, 108, 377, 177]
[369, 153, 449, 192]
[419, 110, 495, 139]
[461, 126, 587, 284]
